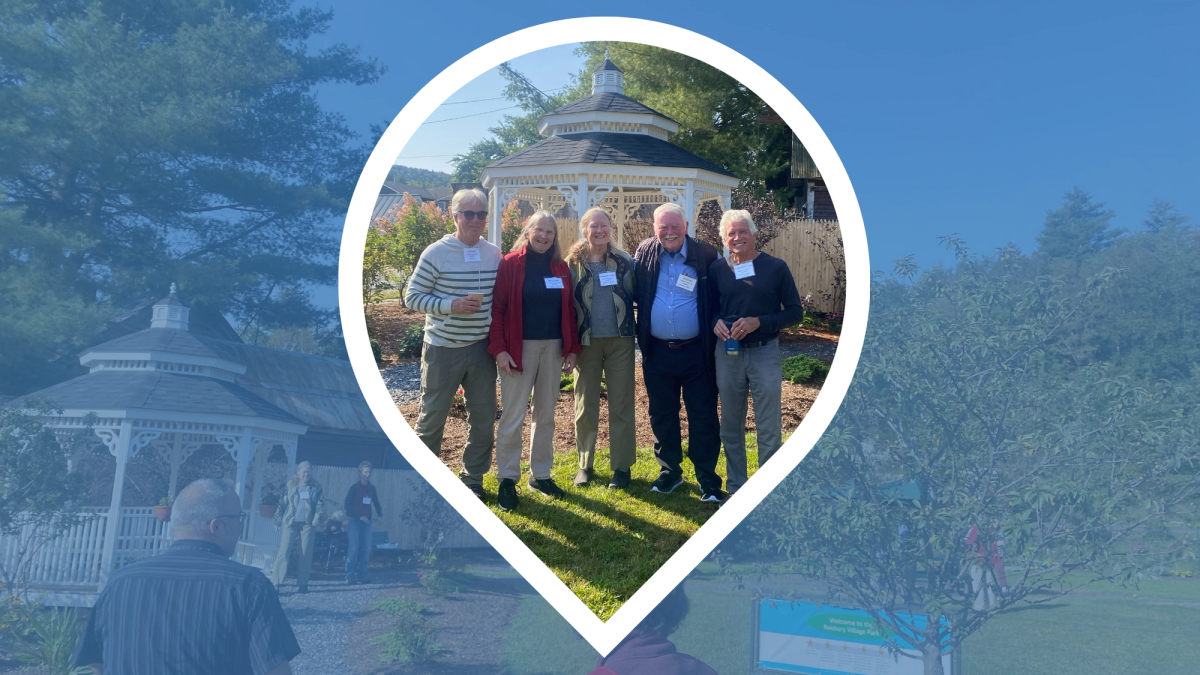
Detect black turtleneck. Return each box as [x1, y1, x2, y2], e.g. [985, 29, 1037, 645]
[522, 247, 563, 340]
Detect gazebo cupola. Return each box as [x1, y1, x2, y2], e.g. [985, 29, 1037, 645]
[482, 52, 738, 247]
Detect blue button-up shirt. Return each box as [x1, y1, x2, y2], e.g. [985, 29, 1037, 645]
[650, 238, 700, 339]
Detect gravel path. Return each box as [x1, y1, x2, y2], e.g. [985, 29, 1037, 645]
[278, 570, 405, 674]
[379, 339, 838, 404]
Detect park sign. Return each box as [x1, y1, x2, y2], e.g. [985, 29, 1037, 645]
[754, 598, 953, 675]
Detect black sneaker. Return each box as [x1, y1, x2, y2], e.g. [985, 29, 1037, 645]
[700, 487, 728, 504]
[466, 482, 486, 501]
[498, 478, 519, 511]
[608, 469, 631, 489]
[574, 468, 593, 487]
[528, 476, 566, 498]
[650, 473, 684, 494]
[346, 578, 356, 585]
[297, 586, 309, 594]
[357, 577, 372, 585]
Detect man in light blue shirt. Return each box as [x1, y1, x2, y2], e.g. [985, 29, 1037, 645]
[632, 203, 725, 503]
[650, 238, 700, 340]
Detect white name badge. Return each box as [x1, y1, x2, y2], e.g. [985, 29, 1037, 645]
[463, 247, 481, 262]
[598, 271, 618, 287]
[299, 489, 310, 499]
[362, 496, 371, 505]
[544, 276, 564, 289]
[734, 261, 756, 280]
[675, 274, 697, 292]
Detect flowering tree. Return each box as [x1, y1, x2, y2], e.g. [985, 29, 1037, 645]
[365, 194, 455, 311]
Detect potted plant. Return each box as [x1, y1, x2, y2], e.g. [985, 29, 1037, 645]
[154, 496, 173, 521]
[259, 493, 281, 519]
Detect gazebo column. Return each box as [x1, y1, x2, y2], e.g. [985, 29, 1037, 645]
[684, 179, 696, 237]
[216, 432, 256, 499]
[487, 186, 501, 246]
[97, 424, 160, 585]
[248, 441, 273, 541]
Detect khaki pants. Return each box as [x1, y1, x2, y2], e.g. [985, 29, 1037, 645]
[271, 522, 315, 588]
[497, 340, 563, 481]
[415, 340, 497, 486]
[574, 336, 636, 471]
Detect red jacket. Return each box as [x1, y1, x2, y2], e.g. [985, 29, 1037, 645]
[487, 248, 581, 371]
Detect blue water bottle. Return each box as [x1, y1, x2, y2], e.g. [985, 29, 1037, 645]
[724, 319, 739, 356]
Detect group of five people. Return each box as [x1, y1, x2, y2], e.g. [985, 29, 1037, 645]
[405, 188, 805, 511]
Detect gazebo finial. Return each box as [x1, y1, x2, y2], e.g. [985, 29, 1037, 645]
[592, 50, 624, 95]
[151, 282, 190, 330]
[169, 282, 178, 295]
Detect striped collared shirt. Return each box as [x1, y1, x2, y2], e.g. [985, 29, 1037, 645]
[72, 539, 300, 675]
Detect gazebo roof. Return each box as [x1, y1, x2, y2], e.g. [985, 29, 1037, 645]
[13, 370, 304, 425]
[82, 327, 223, 360]
[545, 92, 676, 124]
[486, 131, 736, 177]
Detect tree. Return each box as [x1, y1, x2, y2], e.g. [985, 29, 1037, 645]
[451, 42, 794, 205]
[0, 0, 383, 395]
[1142, 199, 1189, 233]
[387, 165, 452, 189]
[0, 402, 89, 602]
[1036, 188, 1122, 259]
[366, 194, 455, 311]
[741, 240, 1199, 675]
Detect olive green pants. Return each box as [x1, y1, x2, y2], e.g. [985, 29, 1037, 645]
[574, 336, 637, 471]
[271, 522, 315, 588]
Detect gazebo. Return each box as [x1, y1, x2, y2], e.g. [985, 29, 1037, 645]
[5, 286, 308, 601]
[481, 52, 740, 248]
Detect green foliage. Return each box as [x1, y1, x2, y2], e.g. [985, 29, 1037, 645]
[369, 338, 381, 362]
[370, 597, 442, 664]
[259, 493, 280, 506]
[157, 496, 173, 507]
[451, 42, 793, 200]
[0, 1, 382, 395]
[370, 194, 455, 305]
[1036, 188, 1122, 259]
[7, 606, 90, 675]
[746, 237, 1200, 674]
[0, 403, 89, 596]
[780, 355, 830, 384]
[559, 371, 574, 392]
[397, 325, 425, 359]
[500, 199, 524, 254]
[387, 165, 451, 189]
[363, 225, 402, 309]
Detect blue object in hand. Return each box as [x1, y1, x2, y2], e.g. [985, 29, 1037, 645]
[724, 320, 739, 356]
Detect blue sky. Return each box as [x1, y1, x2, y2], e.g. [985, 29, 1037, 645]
[310, 1, 1199, 273]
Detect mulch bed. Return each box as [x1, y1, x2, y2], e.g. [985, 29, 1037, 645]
[346, 565, 526, 675]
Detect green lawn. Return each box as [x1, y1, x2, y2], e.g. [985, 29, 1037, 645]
[500, 574, 1200, 675]
[482, 440, 759, 620]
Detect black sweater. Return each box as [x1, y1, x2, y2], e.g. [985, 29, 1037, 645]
[709, 252, 804, 344]
[521, 248, 564, 340]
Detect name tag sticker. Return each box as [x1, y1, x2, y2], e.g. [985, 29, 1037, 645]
[598, 271, 618, 287]
[362, 496, 371, 505]
[675, 274, 697, 292]
[544, 277, 564, 289]
[463, 247, 481, 262]
[299, 489, 310, 499]
[734, 261, 756, 280]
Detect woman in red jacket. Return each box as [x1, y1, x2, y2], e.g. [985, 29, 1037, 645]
[488, 210, 580, 511]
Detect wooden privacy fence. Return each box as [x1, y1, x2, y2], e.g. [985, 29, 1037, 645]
[305, 464, 487, 551]
[760, 219, 845, 315]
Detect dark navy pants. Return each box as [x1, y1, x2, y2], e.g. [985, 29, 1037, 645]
[641, 339, 723, 491]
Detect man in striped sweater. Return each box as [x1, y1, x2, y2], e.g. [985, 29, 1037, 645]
[405, 188, 504, 501]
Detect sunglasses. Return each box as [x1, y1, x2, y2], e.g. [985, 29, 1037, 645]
[456, 210, 488, 221]
[214, 511, 248, 523]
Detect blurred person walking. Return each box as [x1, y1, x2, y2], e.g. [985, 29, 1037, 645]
[344, 460, 383, 584]
[488, 210, 580, 510]
[72, 479, 299, 675]
[567, 207, 638, 489]
[270, 461, 324, 593]
[405, 188, 504, 501]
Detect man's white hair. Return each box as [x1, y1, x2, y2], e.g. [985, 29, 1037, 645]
[451, 188, 487, 213]
[653, 202, 687, 222]
[170, 478, 237, 531]
[719, 209, 758, 238]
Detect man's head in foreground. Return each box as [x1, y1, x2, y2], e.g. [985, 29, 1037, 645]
[170, 478, 243, 557]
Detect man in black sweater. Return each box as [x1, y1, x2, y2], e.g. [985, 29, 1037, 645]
[710, 210, 804, 495]
[633, 203, 725, 502]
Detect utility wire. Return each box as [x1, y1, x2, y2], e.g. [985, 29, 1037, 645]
[422, 105, 521, 124]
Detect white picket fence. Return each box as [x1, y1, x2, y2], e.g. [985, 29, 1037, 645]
[0, 507, 176, 592]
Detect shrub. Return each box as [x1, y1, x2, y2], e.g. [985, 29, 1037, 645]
[501, 198, 524, 253]
[7, 606, 91, 675]
[560, 371, 574, 391]
[781, 354, 830, 384]
[370, 338, 381, 362]
[397, 325, 424, 359]
[370, 597, 442, 664]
